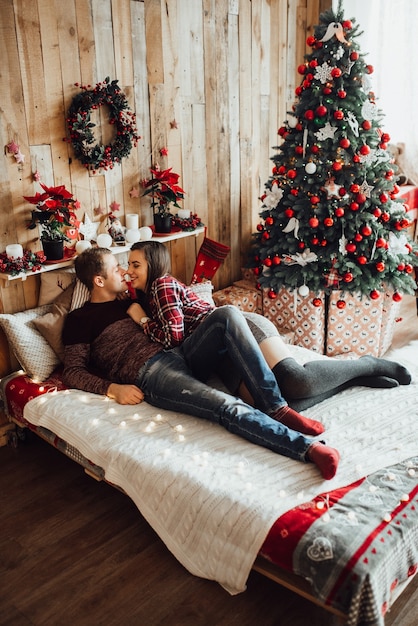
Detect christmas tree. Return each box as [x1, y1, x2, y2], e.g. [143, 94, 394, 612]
[248, 1, 417, 306]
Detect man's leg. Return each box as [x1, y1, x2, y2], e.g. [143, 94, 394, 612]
[181, 306, 325, 436]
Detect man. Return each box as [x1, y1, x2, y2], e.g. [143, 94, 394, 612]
[62, 247, 340, 479]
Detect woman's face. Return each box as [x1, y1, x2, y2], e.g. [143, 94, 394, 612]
[127, 248, 149, 292]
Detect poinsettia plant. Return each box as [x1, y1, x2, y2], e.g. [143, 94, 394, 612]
[141, 167, 185, 217]
[25, 183, 79, 241]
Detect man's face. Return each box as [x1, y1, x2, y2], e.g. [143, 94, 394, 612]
[101, 254, 127, 294]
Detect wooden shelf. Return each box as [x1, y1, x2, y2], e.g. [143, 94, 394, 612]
[0, 227, 205, 283]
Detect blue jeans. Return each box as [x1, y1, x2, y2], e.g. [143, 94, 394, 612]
[135, 307, 313, 462]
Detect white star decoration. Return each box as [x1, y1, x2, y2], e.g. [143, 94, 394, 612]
[315, 122, 337, 141]
[324, 178, 342, 198]
[359, 180, 374, 198]
[79, 214, 99, 241]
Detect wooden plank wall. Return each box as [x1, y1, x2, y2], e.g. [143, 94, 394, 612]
[0, 0, 325, 313]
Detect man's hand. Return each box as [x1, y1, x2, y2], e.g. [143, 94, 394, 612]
[107, 383, 145, 405]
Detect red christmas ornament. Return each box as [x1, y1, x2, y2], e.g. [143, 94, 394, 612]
[332, 161, 343, 171]
[312, 297, 322, 307]
[265, 216, 274, 226]
[339, 138, 350, 148]
[263, 258, 272, 267]
[357, 256, 367, 265]
[323, 86, 332, 95]
[262, 231, 270, 240]
[336, 299, 346, 309]
[290, 189, 299, 196]
[268, 289, 277, 299]
[278, 126, 287, 136]
[343, 272, 353, 283]
[333, 110, 344, 120]
[362, 120, 372, 130]
[309, 60, 318, 68]
[350, 51, 359, 60]
[385, 169, 394, 179]
[375, 237, 386, 248]
[370, 290, 380, 300]
[381, 211, 390, 222]
[315, 104, 327, 117]
[309, 217, 319, 228]
[350, 202, 359, 211]
[256, 223, 264, 231]
[366, 64, 374, 74]
[298, 64, 307, 75]
[311, 145, 320, 154]
[310, 195, 320, 204]
[304, 109, 315, 120]
[405, 264, 413, 274]
[306, 36, 316, 47]
[346, 242, 356, 253]
[354, 233, 363, 242]
[324, 217, 334, 227]
[297, 241, 305, 250]
[311, 237, 319, 245]
[373, 207, 382, 217]
[287, 169, 297, 179]
[338, 187, 347, 196]
[392, 292, 402, 302]
[343, 20, 353, 29]
[397, 262, 405, 271]
[331, 67, 342, 78]
[284, 208, 294, 218]
[295, 146, 304, 155]
[337, 90, 347, 99]
[359, 144, 370, 155]
[335, 207, 344, 217]
[361, 225, 372, 236]
[350, 183, 360, 193]
[356, 193, 367, 204]
[379, 193, 389, 203]
[375, 261, 385, 272]
[272, 255, 281, 265]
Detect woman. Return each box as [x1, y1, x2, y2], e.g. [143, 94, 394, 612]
[126, 241, 411, 411]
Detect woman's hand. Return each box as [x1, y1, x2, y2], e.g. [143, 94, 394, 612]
[107, 383, 145, 405]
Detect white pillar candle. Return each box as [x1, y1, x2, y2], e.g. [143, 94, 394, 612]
[125, 213, 139, 230]
[177, 209, 190, 219]
[6, 244, 24, 258]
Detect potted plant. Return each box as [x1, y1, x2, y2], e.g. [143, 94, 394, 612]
[25, 183, 79, 260]
[142, 166, 185, 233]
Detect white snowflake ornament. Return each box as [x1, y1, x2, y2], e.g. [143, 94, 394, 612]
[314, 61, 333, 84]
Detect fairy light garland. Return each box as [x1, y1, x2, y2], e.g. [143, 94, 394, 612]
[65, 77, 140, 173]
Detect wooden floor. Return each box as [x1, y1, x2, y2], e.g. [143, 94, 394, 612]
[1, 296, 417, 626]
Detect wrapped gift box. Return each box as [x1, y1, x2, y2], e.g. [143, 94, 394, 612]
[326, 292, 383, 357]
[379, 292, 402, 356]
[262, 287, 326, 353]
[212, 285, 262, 314]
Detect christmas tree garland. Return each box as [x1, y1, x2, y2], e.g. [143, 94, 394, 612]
[66, 77, 140, 172]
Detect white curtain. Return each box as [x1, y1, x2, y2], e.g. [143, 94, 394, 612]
[332, 0, 418, 184]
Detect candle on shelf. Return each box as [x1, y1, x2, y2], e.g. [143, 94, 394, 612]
[6, 244, 24, 259]
[75, 240, 92, 254]
[177, 209, 190, 219]
[125, 213, 139, 230]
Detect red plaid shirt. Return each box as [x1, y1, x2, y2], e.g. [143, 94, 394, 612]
[145, 275, 214, 348]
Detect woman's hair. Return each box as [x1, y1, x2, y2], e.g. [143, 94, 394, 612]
[74, 247, 112, 291]
[130, 241, 171, 293]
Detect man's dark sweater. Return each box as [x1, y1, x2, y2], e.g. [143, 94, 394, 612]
[62, 299, 162, 395]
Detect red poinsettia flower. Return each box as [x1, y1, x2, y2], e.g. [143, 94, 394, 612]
[24, 182, 80, 241]
[142, 167, 186, 216]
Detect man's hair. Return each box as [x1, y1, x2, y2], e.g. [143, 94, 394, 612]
[74, 247, 113, 291]
[130, 241, 171, 293]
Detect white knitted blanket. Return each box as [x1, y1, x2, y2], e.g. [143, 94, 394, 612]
[23, 341, 418, 594]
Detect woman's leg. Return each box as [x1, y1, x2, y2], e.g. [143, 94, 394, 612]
[242, 312, 411, 410]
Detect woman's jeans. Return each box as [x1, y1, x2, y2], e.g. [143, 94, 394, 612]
[136, 307, 312, 462]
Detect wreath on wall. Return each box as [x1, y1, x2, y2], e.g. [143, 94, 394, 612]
[66, 77, 140, 172]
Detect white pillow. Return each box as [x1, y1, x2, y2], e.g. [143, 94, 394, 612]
[0, 306, 59, 381]
[38, 268, 75, 305]
[189, 281, 214, 306]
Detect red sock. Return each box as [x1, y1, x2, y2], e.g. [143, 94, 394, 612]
[271, 406, 325, 436]
[308, 443, 340, 480]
